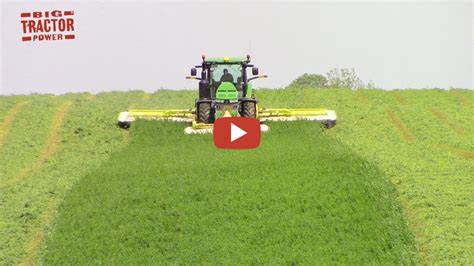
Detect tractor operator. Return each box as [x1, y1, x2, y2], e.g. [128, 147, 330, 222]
[220, 69, 234, 83]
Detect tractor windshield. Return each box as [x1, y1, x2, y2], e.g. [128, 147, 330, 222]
[211, 64, 242, 84]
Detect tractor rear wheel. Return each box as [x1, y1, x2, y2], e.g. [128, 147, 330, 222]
[241, 101, 256, 118]
[197, 102, 212, 123]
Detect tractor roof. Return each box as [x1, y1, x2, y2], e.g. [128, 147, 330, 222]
[204, 56, 248, 64]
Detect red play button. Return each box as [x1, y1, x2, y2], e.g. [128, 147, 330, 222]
[213, 117, 261, 149]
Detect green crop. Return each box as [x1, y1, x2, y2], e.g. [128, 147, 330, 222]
[42, 121, 418, 264]
[259, 88, 473, 264]
[0, 88, 472, 264]
[0, 92, 139, 264]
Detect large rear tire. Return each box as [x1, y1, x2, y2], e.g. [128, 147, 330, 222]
[197, 102, 212, 123]
[241, 101, 256, 118]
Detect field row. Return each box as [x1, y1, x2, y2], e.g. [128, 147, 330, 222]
[0, 92, 144, 264]
[326, 89, 472, 263]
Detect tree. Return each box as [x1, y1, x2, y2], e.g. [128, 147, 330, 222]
[287, 68, 375, 90]
[326, 67, 364, 89]
[288, 73, 328, 88]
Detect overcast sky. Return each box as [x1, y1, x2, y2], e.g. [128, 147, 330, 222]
[0, 1, 472, 95]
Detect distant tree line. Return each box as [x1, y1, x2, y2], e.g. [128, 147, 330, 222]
[288, 67, 375, 89]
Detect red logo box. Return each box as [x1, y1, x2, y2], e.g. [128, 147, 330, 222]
[213, 117, 261, 149]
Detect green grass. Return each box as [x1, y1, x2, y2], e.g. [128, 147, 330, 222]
[42, 121, 418, 264]
[0, 93, 131, 264]
[0, 88, 472, 264]
[0, 96, 58, 183]
[259, 88, 473, 263]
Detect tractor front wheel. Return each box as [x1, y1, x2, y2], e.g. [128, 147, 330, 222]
[197, 102, 212, 123]
[324, 121, 336, 129]
[241, 101, 256, 118]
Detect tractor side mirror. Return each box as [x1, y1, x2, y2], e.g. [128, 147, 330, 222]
[252, 67, 259, 75]
[191, 68, 197, 76]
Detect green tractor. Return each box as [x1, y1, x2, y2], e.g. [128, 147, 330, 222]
[188, 55, 266, 124]
[117, 55, 337, 134]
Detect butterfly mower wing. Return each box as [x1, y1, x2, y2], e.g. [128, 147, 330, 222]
[117, 55, 337, 134]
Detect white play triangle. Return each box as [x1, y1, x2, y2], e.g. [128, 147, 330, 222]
[230, 123, 247, 142]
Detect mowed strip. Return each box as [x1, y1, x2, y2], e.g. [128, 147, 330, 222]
[392, 91, 407, 105]
[435, 144, 474, 161]
[336, 89, 473, 263]
[430, 108, 465, 136]
[1, 93, 138, 265]
[325, 89, 432, 263]
[449, 89, 472, 107]
[396, 93, 473, 263]
[43, 121, 418, 264]
[17, 100, 70, 266]
[344, 90, 433, 263]
[256, 88, 433, 264]
[0, 101, 28, 148]
[1, 102, 72, 188]
[0, 98, 57, 185]
[385, 107, 416, 142]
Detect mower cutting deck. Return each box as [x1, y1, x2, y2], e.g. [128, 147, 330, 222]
[117, 55, 337, 134]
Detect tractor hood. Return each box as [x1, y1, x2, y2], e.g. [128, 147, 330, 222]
[215, 82, 238, 100]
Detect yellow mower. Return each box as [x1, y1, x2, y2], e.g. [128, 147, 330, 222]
[118, 55, 337, 134]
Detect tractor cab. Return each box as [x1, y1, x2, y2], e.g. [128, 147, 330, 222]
[209, 63, 243, 97]
[187, 55, 267, 123]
